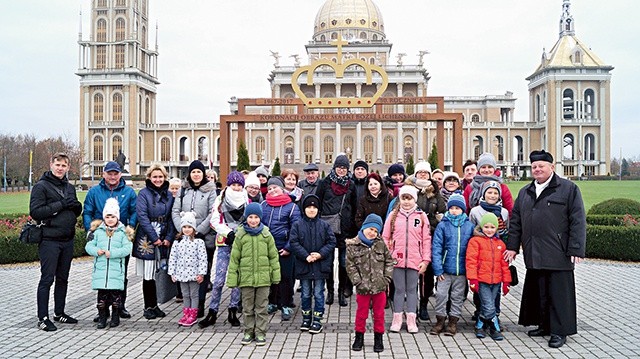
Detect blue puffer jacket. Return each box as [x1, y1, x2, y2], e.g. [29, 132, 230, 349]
[133, 180, 176, 260]
[289, 200, 336, 280]
[85, 221, 133, 290]
[261, 200, 301, 251]
[431, 214, 475, 276]
[83, 178, 137, 231]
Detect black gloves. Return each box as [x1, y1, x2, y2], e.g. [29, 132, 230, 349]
[63, 196, 78, 209]
[226, 231, 235, 246]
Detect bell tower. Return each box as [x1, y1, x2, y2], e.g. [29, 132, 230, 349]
[77, 0, 159, 177]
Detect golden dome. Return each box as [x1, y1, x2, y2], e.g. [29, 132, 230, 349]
[313, 0, 385, 42]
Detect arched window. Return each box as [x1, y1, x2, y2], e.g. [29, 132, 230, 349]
[138, 94, 143, 122]
[112, 93, 122, 122]
[179, 137, 190, 162]
[97, 0, 107, 7]
[372, 34, 378, 41]
[93, 93, 104, 122]
[369, 57, 375, 65]
[473, 136, 484, 160]
[323, 136, 334, 164]
[331, 32, 338, 40]
[535, 94, 541, 122]
[320, 34, 326, 42]
[360, 31, 367, 39]
[563, 89, 574, 120]
[383, 136, 394, 163]
[403, 136, 413, 164]
[96, 19, 107, 42]
[93, 135, 104, 161]
[471, 114, 481, 123]
[543, 90, 547, 120]
[197, 137, 208, 161]
[115, 18, 126, 41]
[364, 136, 374, 163]
[494, 135, 504, 161]
[160, 137, 171, 161]
[343, 135, 354, 163]
[145, 97, 150, 123]
[514, 136, 524, 162]
[141, 25, 147, 49]
[96, 46, 106, 69]
[584, 134, 596, 161]
[112, 135, 123, 161]
[256, 136, 266, 163]
[563, 134, 575, 160]
[284, 136, 294, 165]
[303, 136, 314, 164]
[584, 89, 595, 119]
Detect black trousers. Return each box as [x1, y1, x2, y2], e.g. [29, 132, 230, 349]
[269, 254, 294, 308]
[37, 239, 74, 319]
[198, 247, 215, 303]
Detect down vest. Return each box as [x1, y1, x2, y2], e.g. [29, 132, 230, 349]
[466, 234, 511, 285]
[227, 225, 281, 288]
[431, 215, 475, 276]
[85, 221, 134, 290]
[382, 207, 432, 271]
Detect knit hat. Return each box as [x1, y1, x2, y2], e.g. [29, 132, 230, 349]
[302, 194, 320, 209]
[530, 149, 554, 163]
[255, 166, 269, 177]
[477, 153, 497, 169]
[480, 213, 499, 229]
[333, 154, 350, 169]
[226, 170, 245, 187]
[244, 171, 260, 188]
[361, 213, 383, 234]
[103, 198, 120, 220]
[267, 176, 285, 189]
[243, 203, 263, 219]
[481, 180, 502, 199]
[447, 193, 466, 212]
[188, 160, 206, 174]
[180, 211, 197, 228]
[414, 161, 432, 174]
[398, 185, 418, 202]
[442, 171, 460, 184]
[353, 160, 369, 172]
[388, 163, 406, 178]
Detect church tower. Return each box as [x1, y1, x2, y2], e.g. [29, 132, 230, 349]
[77, 0, 159, 177]
[526, 0, 613, 176]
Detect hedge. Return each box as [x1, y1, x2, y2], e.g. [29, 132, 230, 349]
[588, 198, 640, 216]
[586, 215, 626, 226]
[586, 225, 640, 261]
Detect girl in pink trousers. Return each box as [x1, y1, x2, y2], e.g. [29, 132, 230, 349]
[383, 186, 431, 333]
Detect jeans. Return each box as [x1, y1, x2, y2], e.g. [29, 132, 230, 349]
[478, 282, 501, 319]
[300, 278, 325, 314]
[37, 239, 74, 319]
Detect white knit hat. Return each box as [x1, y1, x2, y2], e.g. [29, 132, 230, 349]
[398, 185, 419, 202]
[102, 198, 120, 220]
[180, 211, 197, 229]
[414, 161, 432, 174]
[244, 171, 260, 188]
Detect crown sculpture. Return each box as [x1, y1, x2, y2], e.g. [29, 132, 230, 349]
[291, 36, 389, 108]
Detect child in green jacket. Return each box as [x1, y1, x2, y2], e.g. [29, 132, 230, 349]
[227, 203, 280, 346]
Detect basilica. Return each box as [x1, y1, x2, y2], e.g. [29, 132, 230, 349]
[77, 0, 612, 179]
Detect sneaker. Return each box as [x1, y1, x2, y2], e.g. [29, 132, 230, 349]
[119, 307, 132, 319]
[53, 313, 78, 324]
[153, 306, 167, 318]
[300, 318, 312, 331]
[240, 334, 253, 345]
[255, 336, 266, 346]
[38, 317, 57, 332]
[143, 308, 157, 320]
[267, 304, 279, 315]
[175, 296, 184, 303]
[309, 321, 323, 334]
[281, 307, 293, 321]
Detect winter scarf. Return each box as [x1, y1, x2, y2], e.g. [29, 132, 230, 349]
[444, 212, 468, 227]
[358, 230, 374, 248]
[266, 192, 292, 207]
[479, 199, 503, 218]
[244, 222, 265, 236]
[221, 188, 248, 229]
[328, 168, 351, 187]
[440, 187, 461, 202]
[469, 175, 502, 209]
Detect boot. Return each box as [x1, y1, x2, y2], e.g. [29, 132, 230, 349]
[197, 302, 205, 318]
[94, 307, 109, 322]
[488, 316, 504, 341]
[182, 308, 197, 327]
[228, 307, 241, 327]
[178, 308, 189, 326]
[444, 316, 459, 336]
[389, 312, 403, 332]
[351, 332, 364, 351]
[418, 301, 430, 321]
[430, 315, 446, 335]
[474, 318, 486, 339]
[338, 290, 348, 307]
[326, 289, 334, 305]
[96, 305, 108, 329]
[309, 312, 323, 334]
[406, 313, 418, 333]
[300, 310, 312, 331]
[110, 306, 120, 328]
[373, 332, 384, 353]
[198, 309, 217, 328]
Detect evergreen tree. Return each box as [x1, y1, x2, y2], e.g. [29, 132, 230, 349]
[406, 155, 415, 175]
[428, 142, 439, 171]
[236, 140, 250, 172]
[621, 158, 630, 177]
[272, 157, 281, 177]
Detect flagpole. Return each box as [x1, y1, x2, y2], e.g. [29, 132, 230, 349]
[29, 150, 33, 191]
[3, 155, 7, 193]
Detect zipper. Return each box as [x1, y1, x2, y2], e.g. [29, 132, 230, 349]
[490, 237, 495, 284]
[456, 226, 461, 275]
[105, 232, 111, 287]
[404, 213, 409, 269]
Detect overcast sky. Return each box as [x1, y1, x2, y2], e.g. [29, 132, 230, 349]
[1, 0, 638, 157]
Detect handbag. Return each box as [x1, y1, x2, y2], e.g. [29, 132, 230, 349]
[509, 265, 519, 286]
[155, 250, 178, 304]
[321, 194, 346, 235]
[19, 221, 44, 244]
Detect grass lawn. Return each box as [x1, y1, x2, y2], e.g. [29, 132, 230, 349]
[0, 180, 638, 215]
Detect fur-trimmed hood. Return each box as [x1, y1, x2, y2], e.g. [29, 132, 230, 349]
[404, 175, 438, 199]
[90, 219, 135, 241]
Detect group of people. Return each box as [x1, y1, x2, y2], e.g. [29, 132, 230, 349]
[30, 148, 586, 351]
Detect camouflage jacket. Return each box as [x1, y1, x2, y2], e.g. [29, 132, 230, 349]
[346, 236, 394, 295]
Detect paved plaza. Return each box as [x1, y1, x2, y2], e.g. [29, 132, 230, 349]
[1, 255, 639, 358]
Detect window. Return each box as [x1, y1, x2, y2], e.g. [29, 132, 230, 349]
[116, 0, 126, 6]
[303, 136, 314, 164]
[563, 134, 575, 160]
[323, 136, 334, 164]
[495, 136, 504, 161]
[112, 93, 122, 121]
[563, 89, 574, 120]
[197, 137, 208, 161]
[93, 93, 104, 122]
[573, 51, 581, 63]
[256, 136, 266, 163]
[115, 45, 125, 68]
[97, 0, 107, 7]
[383, 136, 394, 164]
[115, 18, 126, 41]
[584, 165, 596, 176]
[179, 137, 190, 162]
[360, 32, 367, 39]
[364, 136, 374, 163]
[96, 19, 107, 42]
[584, 134, 596, 161]
[535, 94, 541, 121]
[471, 114, 480, 123]
[331, 32, 338, 40]
[160, 137, 170, 161]
[343, 136, 354, 163]
[584, 89, 595, 119]
[112, 135, 123, 161]
[145, 97, 150, 123]
[96, 46, 106, 69]
[514, 136, 524, 162]
[473, 136, 484, 159]
[141, 25, 147, 49]
[331, 19, 337, 26]
[563, 166, 575, 177]
[93, 135, 104, 161]
[284, 136, 294, 165]
[403, 136, 413, 164]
